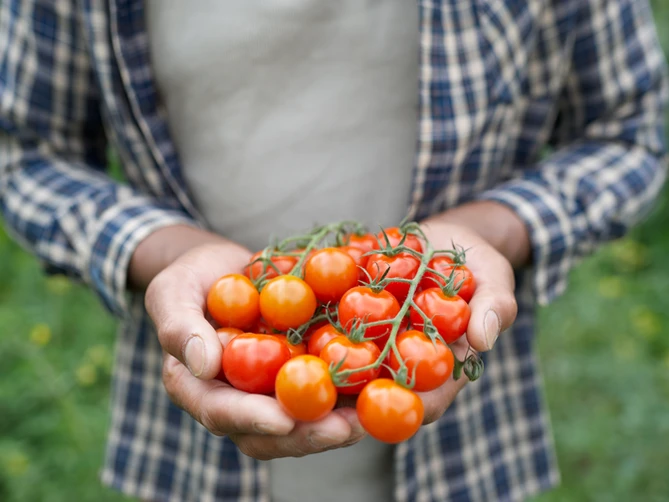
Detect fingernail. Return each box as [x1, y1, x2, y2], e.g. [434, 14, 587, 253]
[184, 335, 206, 377]
[484, 309, 501, 350]
[308, 433, 342, 448]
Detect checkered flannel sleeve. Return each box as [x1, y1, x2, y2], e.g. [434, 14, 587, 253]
[0, 1, 197, 317]
[479, 0, 669, 305]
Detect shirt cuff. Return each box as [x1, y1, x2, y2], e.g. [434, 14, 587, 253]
[86, 195, 200, 318]
[477, 178, 577, 305]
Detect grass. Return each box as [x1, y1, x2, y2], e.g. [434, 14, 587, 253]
[2, 3, 669, 501]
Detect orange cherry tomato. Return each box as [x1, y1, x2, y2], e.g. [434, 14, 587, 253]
[356, 379, 424, 444]
[245, 250, 298, 281]
[304, 248, 359, 303]
[259, 276, 318, 331]
[276, 355, 337, 422]
[207, 274, 260, 330]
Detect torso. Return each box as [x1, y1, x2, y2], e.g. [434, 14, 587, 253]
[146, 1, 419, 500]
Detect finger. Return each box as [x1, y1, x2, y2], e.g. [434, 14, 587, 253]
[464, 248, 518, 352]
[147, 262, 223, 379]
[418, 369, 468, 424]
[163, 354, 295, 436]
[230, 408, 366, 460]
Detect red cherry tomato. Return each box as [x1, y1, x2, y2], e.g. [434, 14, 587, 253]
[338, 286, 401, 344]
[420, 255, 476, 302]
[377, 227, 423, 252]
[275, 355, 337, 422]
[319, 336, 381, 395]
[302, 319, 329, 342]
[339, 245, 369, 283]
[356, 379, 424, 444]
[345, 233, 379, 254]
[223, 334, 291, 394]
[207, 274, 260, 330]
[270, 334, 308, 358]
[365, 252, 420, 302]
[307, 323, 343, 356]
[410, 288, 471, 344]
[245, 250, 298, 281]
[215, 327, 243, 381]
[304, 248, 359, 303]
[388, 330, 455, 392]
[259, 276, 317, 331]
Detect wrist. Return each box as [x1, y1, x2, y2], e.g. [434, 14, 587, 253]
[423, 201, 531, 268]
[128, 224, 235, 290]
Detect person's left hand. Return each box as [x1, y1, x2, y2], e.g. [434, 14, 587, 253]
[416, 216, 520, 423]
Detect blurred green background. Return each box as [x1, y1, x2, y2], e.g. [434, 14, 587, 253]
[2, 3, 669, 501]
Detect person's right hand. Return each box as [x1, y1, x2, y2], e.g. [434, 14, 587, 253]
[136, 226, 366, 460]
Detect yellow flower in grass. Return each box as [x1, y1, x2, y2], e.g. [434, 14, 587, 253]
[86, 344, 112, 370]
[29, 323, 51, 346]
[4, 450, 29, 477]
[76, 363, 97, 387]
[629, 306, 662, 341]
[597, 276, 623, 299]
[45, 275, 72, 295]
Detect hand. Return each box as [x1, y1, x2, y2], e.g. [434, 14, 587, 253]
[416, 201, 527, 423]
[137, 226, 365, 460]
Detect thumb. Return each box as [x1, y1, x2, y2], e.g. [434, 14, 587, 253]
[465, 257, 518, 353]
[146, 266, 223, 380]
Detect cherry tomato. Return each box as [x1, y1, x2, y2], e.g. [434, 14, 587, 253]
[388, 330, 454, 392]
[275, 355, 337, 422]
[339, 245, 369, 282]
[338, 286, 401, 344]
[304, 248, 358, 303]
[320, 336, 381, 394]
[245, 250, 298, 281]
[302, 319, 329, 342]
[253, 318, 283, 335]
[270, 334, 308, 358]
[345, 233, 378, 254]
[307, 323, 343, 356]
[410, 287, 471, 344]
[365, 252, 420, 302]
[207, 274, 260, 330]
[420, 255, 476, 302]
[356, 379, 424, 443]
[223, 334, 291, 394]
[215, 327, 243, 381]
[377, 227, 423, 252]
[259, 276, 317, 331]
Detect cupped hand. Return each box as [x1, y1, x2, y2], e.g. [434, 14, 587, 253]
[416, 217, 519, 423]
[141, 229, 365, 460]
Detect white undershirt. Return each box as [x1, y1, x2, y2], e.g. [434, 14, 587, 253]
[146, 1, 418, 500]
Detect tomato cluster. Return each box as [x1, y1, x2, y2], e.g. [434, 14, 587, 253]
[205, 222, 479, 444]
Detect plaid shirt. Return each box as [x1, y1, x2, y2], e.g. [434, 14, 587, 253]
[1, 1, 667, 501]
